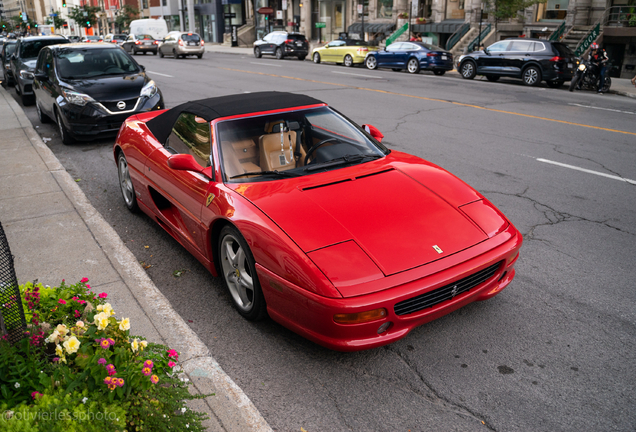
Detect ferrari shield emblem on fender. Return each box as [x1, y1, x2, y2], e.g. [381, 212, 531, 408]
[206, 193, 215, 207]
[433, 245, 443, 254]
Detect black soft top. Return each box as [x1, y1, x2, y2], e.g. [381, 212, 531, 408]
[146, 91, 324, 144]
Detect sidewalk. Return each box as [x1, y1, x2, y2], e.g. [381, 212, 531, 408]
[204, 44, 636, 98]
[0, 86, 272, 432]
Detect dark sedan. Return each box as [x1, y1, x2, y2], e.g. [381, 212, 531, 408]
[1, 39, 18, 87]
[253, 31, 308, 60]
[32, 43, 164, 144]
[365, 41, 453, 75]
[456, 38, 576, 87]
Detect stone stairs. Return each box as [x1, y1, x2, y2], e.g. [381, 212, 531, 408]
[449, 27, 478, 57]
[561, 25, 593, 53]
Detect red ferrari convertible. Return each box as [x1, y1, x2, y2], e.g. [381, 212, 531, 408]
[113, 92, 522, 351]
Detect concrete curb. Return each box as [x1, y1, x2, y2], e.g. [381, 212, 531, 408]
[1, 88, 272, 432]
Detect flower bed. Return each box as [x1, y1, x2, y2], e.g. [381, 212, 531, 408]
[0, 279, 209, 431]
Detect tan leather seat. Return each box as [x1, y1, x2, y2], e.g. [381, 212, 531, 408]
[259, 131, 298, 171]
[221, 141, 260, 179]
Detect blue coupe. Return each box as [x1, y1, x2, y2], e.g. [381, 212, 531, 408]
[365, 41, 454, 75]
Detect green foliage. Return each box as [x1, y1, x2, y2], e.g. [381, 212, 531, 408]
[485, 0, 546, 21]
[67, 5, 100, 27]
[45, 12, 67, 30]
[115, 5, 140, 31]
[1, 279, 209, 431]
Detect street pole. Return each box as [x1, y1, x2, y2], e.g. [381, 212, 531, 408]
[361, 0, 364, 41]
[478, 5, 482, 50]
[409, 1, 412, 41]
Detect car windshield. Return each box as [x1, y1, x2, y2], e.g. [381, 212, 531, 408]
[20, 39, 68, 59]
[218, 106, 388, 183]
[55, 48, 140, 79]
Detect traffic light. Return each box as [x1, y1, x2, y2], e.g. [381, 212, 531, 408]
[35, 23, 38, 28]
[86, 21, 91, 28]
[62, 1, 66, 6]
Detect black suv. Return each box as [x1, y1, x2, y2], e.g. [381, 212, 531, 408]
[254, 32, 308, 60]
[457, 38, 576, 88]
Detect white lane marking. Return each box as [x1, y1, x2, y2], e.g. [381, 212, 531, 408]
[537, 158, 636, 185]
[331, 71, 383, 79]
[568, 103, 636, 115]
[147, 71, 174, 77]
[250, 62, 282, 67]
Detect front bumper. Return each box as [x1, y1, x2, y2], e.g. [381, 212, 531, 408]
[259, 224, 522, 351]
[59, 92, 164, 139]
[17, 73, 34, 95]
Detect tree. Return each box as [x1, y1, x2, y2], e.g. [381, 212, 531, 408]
[45, 11, 67, 30]
[485, 0, 546, 24]
[114, 5, 139, 32]
[67, 5, 101, 28]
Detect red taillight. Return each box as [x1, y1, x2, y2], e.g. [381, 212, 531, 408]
[111, 40, 117, 43]
[178, 39, 184, 46]
[284, 39, 293, 44]
[427, 52, 439, 57]
[357, 47, 368, 52]
[135, 41, 141, 45]
[154, 40, 159, 45]
[550, 56, 563, 62]
[200, 40, 204, 46]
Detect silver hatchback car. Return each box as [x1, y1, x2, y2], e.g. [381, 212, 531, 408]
[158, 32, 204, 59]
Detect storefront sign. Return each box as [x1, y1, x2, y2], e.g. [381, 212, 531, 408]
[282, 0, 287, 10]
[315, 22, 326, 28]
[574, 23, 600, 57]
[258, 7, 274, 14]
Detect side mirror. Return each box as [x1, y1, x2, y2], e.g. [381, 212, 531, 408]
[362, 124, 384, 143]
[139, 65, 146, 71]
[168, 154, 205, 174]
[33, 71, 47, 81]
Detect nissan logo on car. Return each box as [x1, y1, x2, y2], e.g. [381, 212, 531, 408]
[117, 101, 126, 110]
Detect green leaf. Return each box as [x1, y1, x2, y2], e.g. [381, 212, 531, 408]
[1, 384, 9, 399]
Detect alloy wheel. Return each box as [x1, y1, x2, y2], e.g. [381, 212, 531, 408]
[220, 233, 255, 313]
[523, 67, 540, 86]
[117, 154, 138, 211]
[344, 54, 353, 67]
[313, 52, 320, 63]
[365, 56, 377, 70]
[461, 62, 476, 79]
[407, 58, 420, 74]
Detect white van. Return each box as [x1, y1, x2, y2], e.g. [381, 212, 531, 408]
[128, 19, 168, 41]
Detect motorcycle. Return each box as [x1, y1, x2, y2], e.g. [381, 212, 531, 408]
[569, 59, 612, 92]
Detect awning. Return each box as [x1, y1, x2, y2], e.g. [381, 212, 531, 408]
[347, 23, 396, 34]
[412, 20, 465, 34]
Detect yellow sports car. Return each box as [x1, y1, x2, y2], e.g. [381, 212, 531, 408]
[312, 39, 378, 67]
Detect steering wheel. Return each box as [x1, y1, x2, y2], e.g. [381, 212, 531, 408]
[304, 138, 338, 165]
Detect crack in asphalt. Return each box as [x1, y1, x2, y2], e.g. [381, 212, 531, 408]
[482, 188, 635, 239]
[383, 345, 497, 431]
[548, 144, 634, 184]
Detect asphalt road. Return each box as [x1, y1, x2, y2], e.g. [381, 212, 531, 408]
[7, 53, 636, 432]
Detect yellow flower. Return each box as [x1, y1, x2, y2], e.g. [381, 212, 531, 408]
[131, 339, 139, 352]
[55, 344, 64, 357]
[56, 324, 69, 336]
[140, 341, 148, 351]
[119, 318, 130, 331]
[97, 303, 115, 317]
[63, 336, 81, 354]
[46, 330, 60, 344]
[94, 312, 110, 331]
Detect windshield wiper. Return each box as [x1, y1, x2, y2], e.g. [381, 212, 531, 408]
[304, 154, 383, 172]
[230, 170, 299, 179]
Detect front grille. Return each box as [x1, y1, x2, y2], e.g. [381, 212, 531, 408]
[394, 262, 502, 316]
[101, 98, 138, 112]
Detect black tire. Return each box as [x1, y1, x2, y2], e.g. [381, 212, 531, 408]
[546, 80, 564, 88]
[602, 76, 611, 92]
[275, 47, 283, 60]
[486, 75, 500, 82]
[343, 54, 353, 67]
[392, 68, 401, 71]
[460, 61, 476, 79]
[218, 225, 267, 321]
[568, 74, 579, 92]
[36, 98, 50, 123]
[407, 58, 420, 74]
[197, 53, 203, 59]
[173, 49, 178, 58]
[21, 91, 34, 106]
[153, 50, 157, 56]
[433, 70, 446, 76]
[298, 55, 306, 61]
[159, 50, 164, 58]
[313, 52, 320, 63]
[365, 55, 377, 70]
[522, 66, 541, 86]
[117, 152, 140, 213]
[55, 109, 75, 145]
[133, 49, 138, 55]
[254, 47, 262, 58]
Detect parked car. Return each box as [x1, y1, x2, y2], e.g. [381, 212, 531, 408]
[104, 34, 127, 46]
[254, 31, 308, 60]
[158, 31, 204, 59]
[112, 91, 522, 352]
[32, 43, 164, 144]
[312, 39, 378, 67]
[122, 34, 158, 55]
[365, 41, 453, 75]
[457, 38, 576, 87]
[1, 39, 18, 87]
[81, 35, 103, 43]
[67, 35, 81, 43]
[10, 35, 69, 105]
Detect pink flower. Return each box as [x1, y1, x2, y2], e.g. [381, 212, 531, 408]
[98, 358, 107, 365]
[168, 361, 176, 368]
[31, 391, 42, 399]
[116, 378, 125, 387]
[74, 310, 81, 318]
[58, 299, 67, 305]
[143, 360, 154, 369]
[100, 339, 111, 349]
[86, 284, 91, 289]
[150, 375, 159, 384]
[53, 357, 60, 362]
[142, 366, 152, 376]
[77, 300, 86, 305]
[107, 338, 115, 346]
[167, 349, 179, 360]
[80, 278, 89, 283]
[106, 364, 116, 376]
[98, 292, 107, 299]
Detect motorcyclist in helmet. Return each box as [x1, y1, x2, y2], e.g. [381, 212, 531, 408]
[589, 42, 609, 94]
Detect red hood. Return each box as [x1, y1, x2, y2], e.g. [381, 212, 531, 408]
[234, 166, 487, 276]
